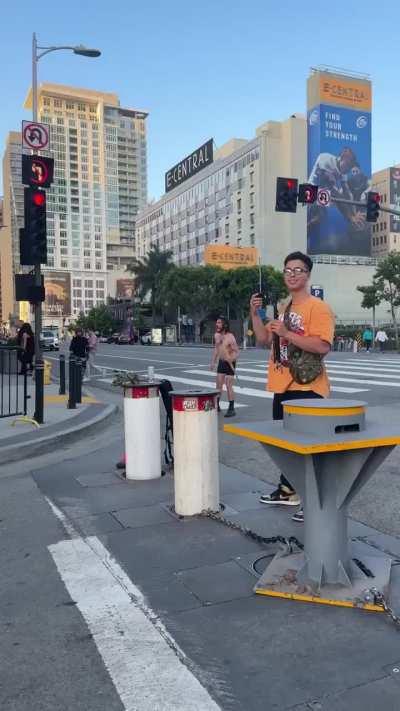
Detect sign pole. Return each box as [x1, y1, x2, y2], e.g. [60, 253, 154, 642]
[32, 32, 44, 424]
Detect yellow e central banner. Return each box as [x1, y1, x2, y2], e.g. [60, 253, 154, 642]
[204, 245, 259, 270]
[319, 76, 371, 111]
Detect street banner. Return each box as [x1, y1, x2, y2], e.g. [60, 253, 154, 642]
[43, 272, 71, 317]
[307, 70, 372, 256]
[390, 167, 400, 233]
[204, 245, 259, 270]
[116, 279, 135, 299]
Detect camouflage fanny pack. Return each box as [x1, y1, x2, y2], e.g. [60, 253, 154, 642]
[284, 303, 323, 385]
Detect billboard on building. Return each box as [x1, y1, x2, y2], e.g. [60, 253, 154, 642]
[165, 139, 213, 193]
[204, 245, 259, 270]
[116, 279, 135, 299]
[390, 167, 400, 233]
[43, 272, 71, 318]
[307, 70, 372, 256]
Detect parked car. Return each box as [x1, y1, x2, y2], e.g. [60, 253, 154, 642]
[98, 335, 109, 343]
[140, 331, 152, 345]
[40, 330, 59, 351]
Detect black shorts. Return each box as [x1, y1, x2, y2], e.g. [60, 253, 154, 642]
[217, 359, 236, 376]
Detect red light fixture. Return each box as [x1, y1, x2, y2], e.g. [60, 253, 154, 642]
[32, 191, 46, 207]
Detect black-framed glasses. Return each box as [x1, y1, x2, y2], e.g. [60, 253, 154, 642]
[283, 267, 309, 277]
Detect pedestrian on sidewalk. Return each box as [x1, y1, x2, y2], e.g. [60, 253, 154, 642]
[362, 326, 373, 352]
[211, 317, 239, 418]
[250, 251, 335, 523]
[87, 330, 98, 375]
[375, 329, 388, 352]
[17, 323, 34, 375]
[69, 328, 89, 374]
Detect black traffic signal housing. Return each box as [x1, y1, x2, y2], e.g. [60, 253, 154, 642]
[298, 183, 318, 204]
[22, 187, 47, 265]
[366, 191, 380, 223]
[275, 177, 298, 213]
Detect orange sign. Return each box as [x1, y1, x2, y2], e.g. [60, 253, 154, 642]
[319, 76, 371, 111]
[204, 245, 259, 270]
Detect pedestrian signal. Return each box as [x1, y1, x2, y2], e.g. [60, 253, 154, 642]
[298, 183, 318, 204]
[22, 154, 54, 188]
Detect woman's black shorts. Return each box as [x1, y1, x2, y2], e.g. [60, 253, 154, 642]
[217, 359, 236, 376]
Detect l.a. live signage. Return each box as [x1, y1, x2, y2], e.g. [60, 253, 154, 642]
[165, 139, 213, 193]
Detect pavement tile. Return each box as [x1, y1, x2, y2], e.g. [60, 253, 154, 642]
[176, 560, 255, 605]
[222, 491, 274, 512]
[113, 503, 175, 528]
[292, 675, 400, 711]
[75, 471, 123, 487]
[69, 512, 124, 536]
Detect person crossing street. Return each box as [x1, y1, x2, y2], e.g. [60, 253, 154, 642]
[211, 317, 239, 418]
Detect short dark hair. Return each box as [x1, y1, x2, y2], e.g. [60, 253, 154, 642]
[284, 251, 313, 272]
[216, 316, 230, 333]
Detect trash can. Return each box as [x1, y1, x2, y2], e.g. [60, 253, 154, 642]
[44, 359, 52, 385]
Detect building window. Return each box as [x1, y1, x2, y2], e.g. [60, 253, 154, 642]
[250, 213, 255, 226]
[250, 192, 255, 207]
[250, 172, 254, 187]
[237, 218, 242, 231]
[237, 198, 241, 212]
[225, 223, 229, 235]
[250, 234, 255, 245]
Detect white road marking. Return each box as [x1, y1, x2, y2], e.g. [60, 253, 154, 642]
[329, 376, 400, 387]
[153, 373, 273, 398]
[97, 354, 199, 367]
[47, 502, 222, 711]
[326, 368, 400, 380]
[327, 363, 400, 373]
[185, 370, 368, 394]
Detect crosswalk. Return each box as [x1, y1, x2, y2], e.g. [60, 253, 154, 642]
[97, 355, 400, 411]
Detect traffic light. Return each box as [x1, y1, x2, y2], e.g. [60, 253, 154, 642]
[298, 183, 318, 204]
[275, 177, 298, 212]
[22, 187, 47, 264]
[366, 191, 380, 222]
[22, 154, 54, 188]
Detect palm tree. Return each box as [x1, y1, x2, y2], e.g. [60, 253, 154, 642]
[127, 246, 173, 326]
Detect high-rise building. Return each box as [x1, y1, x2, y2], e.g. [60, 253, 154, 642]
[0, 132, 24, 325]
[1, 83, 148, 326]
[371, 166, 400, 257]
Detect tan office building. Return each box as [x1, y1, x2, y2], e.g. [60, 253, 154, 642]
[371, 165, 400, 257]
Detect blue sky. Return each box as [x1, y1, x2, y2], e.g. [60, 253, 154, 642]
[1, 0, 399, 199]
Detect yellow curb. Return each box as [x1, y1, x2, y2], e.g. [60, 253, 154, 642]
[44, 395, 99, 404]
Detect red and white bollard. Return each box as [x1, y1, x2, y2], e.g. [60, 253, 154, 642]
[171, 389, 220, 516]
[123, 382, 161, 480]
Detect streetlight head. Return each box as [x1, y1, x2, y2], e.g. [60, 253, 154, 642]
[73, 45, 101, 58]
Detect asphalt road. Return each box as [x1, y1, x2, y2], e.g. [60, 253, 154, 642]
[49, 343, 400, 419]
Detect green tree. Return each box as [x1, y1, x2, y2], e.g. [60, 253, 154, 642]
[356, 283, 381, 342]
[374, 252, 400, 349]
[160, 265, 224, 340]
[127, 246, 173, 326]
[76, 305, 118, 335]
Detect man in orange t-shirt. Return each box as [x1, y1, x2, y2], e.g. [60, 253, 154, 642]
[250, 251, 335, 522]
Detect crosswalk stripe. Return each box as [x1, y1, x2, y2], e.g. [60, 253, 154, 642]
[327, 364, 400, 373]
[185, 369, 368, 394]
[344, 358, 400, 365]
[153, 373, 273, 398]
[326, 368, 400, 380]
[329, 376, 400, 387]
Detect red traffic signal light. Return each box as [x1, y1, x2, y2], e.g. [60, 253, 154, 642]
[275, 177, 298, 213]
[366, 191, 380, 222]
[22, 188, 47, 265]
[298, 183, 318, 204]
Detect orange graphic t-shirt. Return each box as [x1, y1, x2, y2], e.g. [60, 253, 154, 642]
[267, 296, 335, 397]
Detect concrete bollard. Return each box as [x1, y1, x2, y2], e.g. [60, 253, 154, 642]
[171, 389, 220, 516]
[124, 382, 161, 480]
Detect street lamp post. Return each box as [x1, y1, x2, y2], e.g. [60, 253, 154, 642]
[30, 32, 100, 423]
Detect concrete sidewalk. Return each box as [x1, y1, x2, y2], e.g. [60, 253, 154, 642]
[27, 418, 400, 711]
[0, 381, 116, 464]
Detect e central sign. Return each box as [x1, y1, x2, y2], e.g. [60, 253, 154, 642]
[165, 139, 213, 193]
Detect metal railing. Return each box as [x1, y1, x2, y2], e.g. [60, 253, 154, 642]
[0, 348, 28, 418]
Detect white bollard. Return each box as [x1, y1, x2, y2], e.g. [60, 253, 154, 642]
[124, 382, 161, 480]
[172, 389, 220, 516]
[353, 340, 358, 353]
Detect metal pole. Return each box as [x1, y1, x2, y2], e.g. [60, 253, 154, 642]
[59, 353, 66, 395]
[75, 357, 82, 404]
[68, 355, 76, 409]
[32, 32, 44, 424]
[332, 196, 400, 218]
